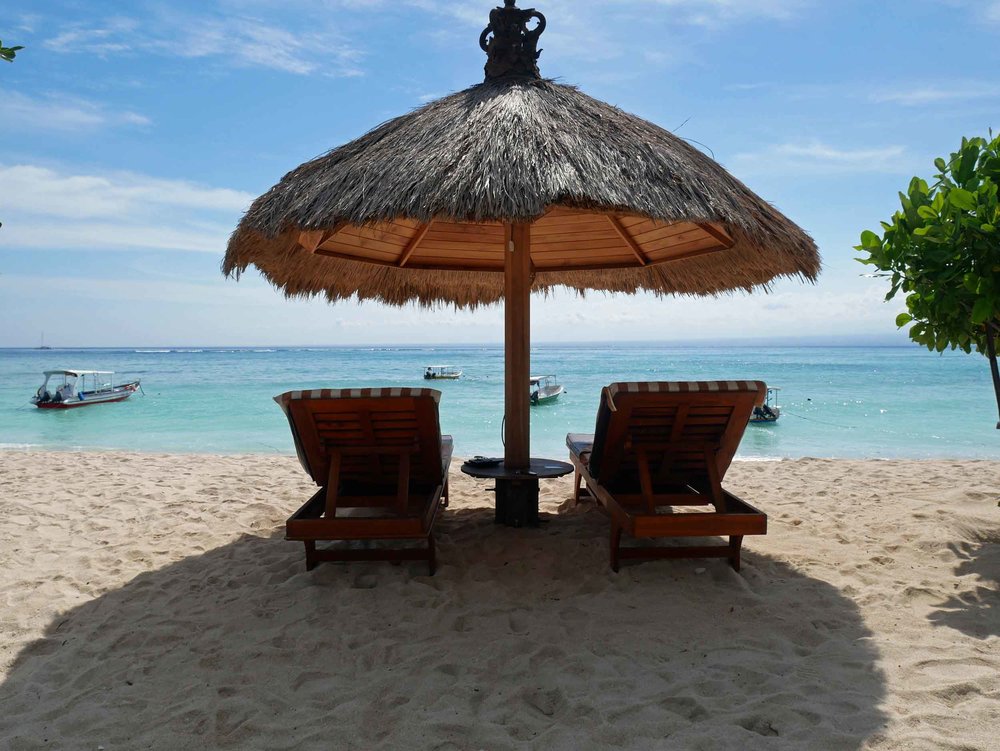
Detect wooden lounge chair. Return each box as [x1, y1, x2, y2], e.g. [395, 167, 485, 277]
[275, 387, 452, 575]
[567, 381, 768, 572]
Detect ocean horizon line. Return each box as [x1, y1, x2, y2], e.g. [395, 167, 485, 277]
[0, 338, 918, 351]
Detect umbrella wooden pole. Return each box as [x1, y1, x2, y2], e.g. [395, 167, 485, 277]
[504, 222, 532, 468]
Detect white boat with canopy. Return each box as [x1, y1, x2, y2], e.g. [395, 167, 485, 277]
[530, 374, 564, 405]
[423, 365, 463, 380]
[31, 370, 141, 409]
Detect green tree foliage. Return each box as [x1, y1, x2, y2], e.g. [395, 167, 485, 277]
[1, 39, 24, 62]
[857, 134, 1000, 427]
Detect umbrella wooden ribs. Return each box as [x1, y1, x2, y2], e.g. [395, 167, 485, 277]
[224, 1, 820, 526]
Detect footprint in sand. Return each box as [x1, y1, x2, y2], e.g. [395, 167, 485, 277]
[660, 696, 708, 721]
[932, 681, 981, 707]
[508, 612, 529, 634]
[738, 715, 780, 736]
[524, 686, 565, 717]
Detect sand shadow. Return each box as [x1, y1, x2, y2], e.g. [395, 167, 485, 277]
[1, 505, 888, 750]
[928, 530, 1000, 639]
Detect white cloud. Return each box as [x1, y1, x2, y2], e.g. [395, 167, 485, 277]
[528, 282, 904, 343]
[642, 0, 806, 25]
[401, 0, 805, 27]
[724, 78, 1000, 114]
[168, 16, 363, 76]
[0, 273, 273, 307]
[0, 89, 150, 131]
[12, 13, 42, 34]
[164, 0, 809, 77]
[44, 17, 138, 56]
[43, 10, 363, 77]
[416, 0, 807, 61]
[0, 269, 902, 347]
[732, 140, 911, 176]
[0, 165, 251, 218]
[0, 164, 253, 254]
[944, 0, 1000, 24]
[31, 0, 813, 87]
[871, 82, 1000, 106]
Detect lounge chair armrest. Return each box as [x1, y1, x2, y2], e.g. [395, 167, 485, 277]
[566, 433, 595, 461]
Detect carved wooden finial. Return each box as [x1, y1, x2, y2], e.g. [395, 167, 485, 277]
[479, 1, 546, 81]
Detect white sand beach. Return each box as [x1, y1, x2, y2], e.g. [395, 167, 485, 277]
[0, 451, 997, 750]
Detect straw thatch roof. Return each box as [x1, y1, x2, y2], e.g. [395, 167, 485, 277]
[224, 77, 820, 308]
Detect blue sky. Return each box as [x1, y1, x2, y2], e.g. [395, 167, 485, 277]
[1, 0, 999, 347]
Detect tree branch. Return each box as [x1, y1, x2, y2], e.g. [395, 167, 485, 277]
[986, 323, 1000, 430]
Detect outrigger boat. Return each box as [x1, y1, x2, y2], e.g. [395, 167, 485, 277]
[31, 370, 141, 409]
[749, 387, 781, 424]
[530, 374, 564, 405]
[423, 365, 463, 380]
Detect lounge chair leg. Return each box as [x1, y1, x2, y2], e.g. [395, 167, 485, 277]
[729, 535, 743, 572]
[573, 469, 582, 503]
[304, 540, 317, 571]
[443, 479, 450, 508]
[427, 534, 437, 576]
[610, 523, 622, 573]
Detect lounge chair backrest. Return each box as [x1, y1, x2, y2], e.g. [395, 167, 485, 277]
[275, 388, 444, 489]
[589, 381, 766, 490]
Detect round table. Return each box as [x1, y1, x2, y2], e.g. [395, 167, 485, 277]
[461, 458, 574, 527]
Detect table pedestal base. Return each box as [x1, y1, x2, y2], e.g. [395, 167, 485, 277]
[461, 458, 572, 529]
[494, 477, 540, 528]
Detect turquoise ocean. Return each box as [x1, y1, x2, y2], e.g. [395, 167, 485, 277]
[0, 345, 997, 460]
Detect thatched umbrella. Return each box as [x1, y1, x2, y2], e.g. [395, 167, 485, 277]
[224, 0, 820, 515]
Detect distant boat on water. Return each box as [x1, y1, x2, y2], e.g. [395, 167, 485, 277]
[31, 369, 141, 409]
[749, 387, 781, 424]
[424, 365, 463, 380]
[530, 374, 564, 405]
[37, 332, 51, 350]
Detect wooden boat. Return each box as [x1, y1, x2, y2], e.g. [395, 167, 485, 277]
[749, 387, 781, 424]
[423, 365, 463, 380]
[31, 370, 141, 409]
[530, 374, 564, 405]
